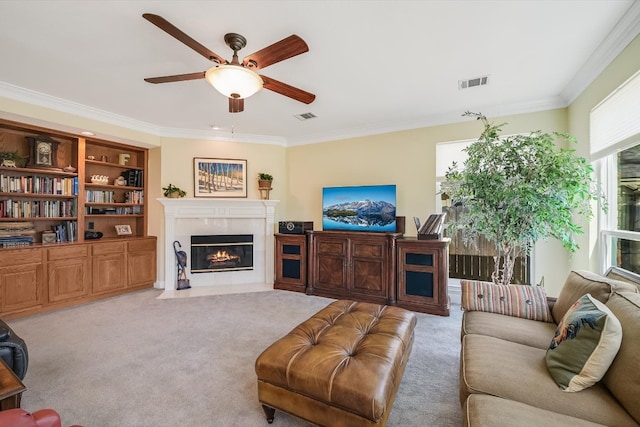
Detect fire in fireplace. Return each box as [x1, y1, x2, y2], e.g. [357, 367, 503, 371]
[191, 234, 254, 273]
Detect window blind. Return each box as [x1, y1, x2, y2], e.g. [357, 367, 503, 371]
[590, 69, 640, 160]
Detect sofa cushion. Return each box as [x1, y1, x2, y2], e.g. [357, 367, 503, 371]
[461, 280, 552, 322]
[552, 270, 638, 323]
[545, 294, 622, 392]
[463, 394, 608, 427]
[603, 292, 640, 424]
[460, 334, 638, 426]
[461, 310, 556, 349]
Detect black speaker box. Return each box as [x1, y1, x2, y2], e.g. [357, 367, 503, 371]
[279, 221, 313, 234]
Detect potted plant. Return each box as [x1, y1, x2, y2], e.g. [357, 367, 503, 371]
[257, 173, 273, 189]
[443, 112, 604, 285]
[162, 184, 186, 198]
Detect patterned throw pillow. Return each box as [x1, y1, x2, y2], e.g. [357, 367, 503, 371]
[461, 280, 552, 322]
[545, 293, 622, 392]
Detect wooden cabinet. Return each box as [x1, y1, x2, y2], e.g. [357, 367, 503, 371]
[274, 234, 307, 293]
[307, 231, 400, 305]
[0, 237, 156, 320]
[0, 119, 155, 319]
[396, 238, 450, 316]
[47, 245, 90, 303]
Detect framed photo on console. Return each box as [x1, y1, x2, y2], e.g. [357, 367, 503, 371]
[193, 157, 247, 198]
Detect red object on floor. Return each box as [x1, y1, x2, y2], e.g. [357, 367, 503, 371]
[0, 408, 82, 427]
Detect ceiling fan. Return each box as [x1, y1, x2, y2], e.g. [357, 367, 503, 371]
[142, 13, 315, 113]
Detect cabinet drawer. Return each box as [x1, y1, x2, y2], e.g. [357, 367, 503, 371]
[317, 240, 347, 255]
[0, 248, 43, 266]
[127, 238, 156, 252]
[47, 245, 89, 260]
[92, 242, 126, 255]
[352, 241, 384, 258]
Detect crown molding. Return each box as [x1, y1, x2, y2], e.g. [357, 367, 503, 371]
[560, 1, 640, 105]
[285, 96, 567, 146]
[0, 82, 287, 146]
[2, 0, 638, 150]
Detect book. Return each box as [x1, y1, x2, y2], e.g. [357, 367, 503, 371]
[417, 213, 446, 239]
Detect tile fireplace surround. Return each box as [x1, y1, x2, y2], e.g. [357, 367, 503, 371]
[158, 198, 279, 295]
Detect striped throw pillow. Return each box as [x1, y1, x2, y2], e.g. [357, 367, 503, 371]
[461, 280, 553, 322]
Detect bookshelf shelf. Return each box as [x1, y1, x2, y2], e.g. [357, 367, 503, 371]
[0, 217, 78, 221]
[0, 192, 76, 199]
[85, 214, 144, 218]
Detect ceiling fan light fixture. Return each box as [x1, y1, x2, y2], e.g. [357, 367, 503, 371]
[205, 64, 263, 99]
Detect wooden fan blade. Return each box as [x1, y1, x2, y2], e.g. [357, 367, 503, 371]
[229, 97, 244, 113]
[242, 35, 308, 70]
[261, 75, 315, 104]
[143, 13, 226, 64]
[144, 72, 206, 84]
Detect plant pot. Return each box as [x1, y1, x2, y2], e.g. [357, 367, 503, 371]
[167, 192, 180, 198]
[258, 179, 272, 189]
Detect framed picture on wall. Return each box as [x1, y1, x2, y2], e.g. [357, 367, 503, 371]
[193, 158, 247, 198]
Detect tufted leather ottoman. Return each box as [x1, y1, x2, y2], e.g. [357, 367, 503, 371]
[255, 300, 417, 426]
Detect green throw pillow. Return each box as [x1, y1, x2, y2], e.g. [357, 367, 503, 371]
[461, 280, 552, 322]
[545, 293, 622, 392]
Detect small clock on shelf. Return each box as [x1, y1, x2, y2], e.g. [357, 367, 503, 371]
[27, 136, 61, 170]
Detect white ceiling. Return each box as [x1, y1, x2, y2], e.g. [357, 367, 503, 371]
[1, 1, 639, 146]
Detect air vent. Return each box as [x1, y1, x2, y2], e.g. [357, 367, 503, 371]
[294, 112, 317, 121]
[458, 75, 489, 90]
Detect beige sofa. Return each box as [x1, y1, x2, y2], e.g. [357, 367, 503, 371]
[459, 270, 640, 426]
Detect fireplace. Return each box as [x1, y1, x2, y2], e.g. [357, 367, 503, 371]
[191, 235, 254, 273]
[158, 198, 279, 292]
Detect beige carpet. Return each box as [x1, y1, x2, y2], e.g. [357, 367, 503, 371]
[10, 289, 462, 426]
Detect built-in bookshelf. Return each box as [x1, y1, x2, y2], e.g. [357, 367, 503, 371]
[0, 118, 148, 242]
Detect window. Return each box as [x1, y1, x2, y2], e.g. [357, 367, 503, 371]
[591, 70, 640, 274]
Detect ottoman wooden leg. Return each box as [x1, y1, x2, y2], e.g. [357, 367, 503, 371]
[262, 404, 275, 423]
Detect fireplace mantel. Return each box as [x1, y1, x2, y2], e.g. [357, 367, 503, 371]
[158, 198, 279, 292]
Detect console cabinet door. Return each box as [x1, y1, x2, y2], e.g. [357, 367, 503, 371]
[349, 239, 388, 299]
[396, 239, 450, 315]
[274, 234, 307, 292]
[312, 236, 349, 294]
[47, 245, 90, 303]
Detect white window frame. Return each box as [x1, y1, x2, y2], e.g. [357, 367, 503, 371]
[592, 69, 640, 274]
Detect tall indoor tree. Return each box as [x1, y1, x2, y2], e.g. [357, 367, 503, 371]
[443, 112, 604, 286]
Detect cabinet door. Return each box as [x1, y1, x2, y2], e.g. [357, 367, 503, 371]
[0, 264, 43, 313]
[127, 239, 156, 288]
[274, 234, 307, 292]
[48, 258, 90, 302]
[47, 245, 90, 303]
[396, 239, 450, 315]
[350, 239, 387, 298]
[313, 237, 348, 291]
[92, 253, 127, 294]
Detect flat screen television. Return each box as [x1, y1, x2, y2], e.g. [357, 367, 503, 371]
[322, 184, 396, 232]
